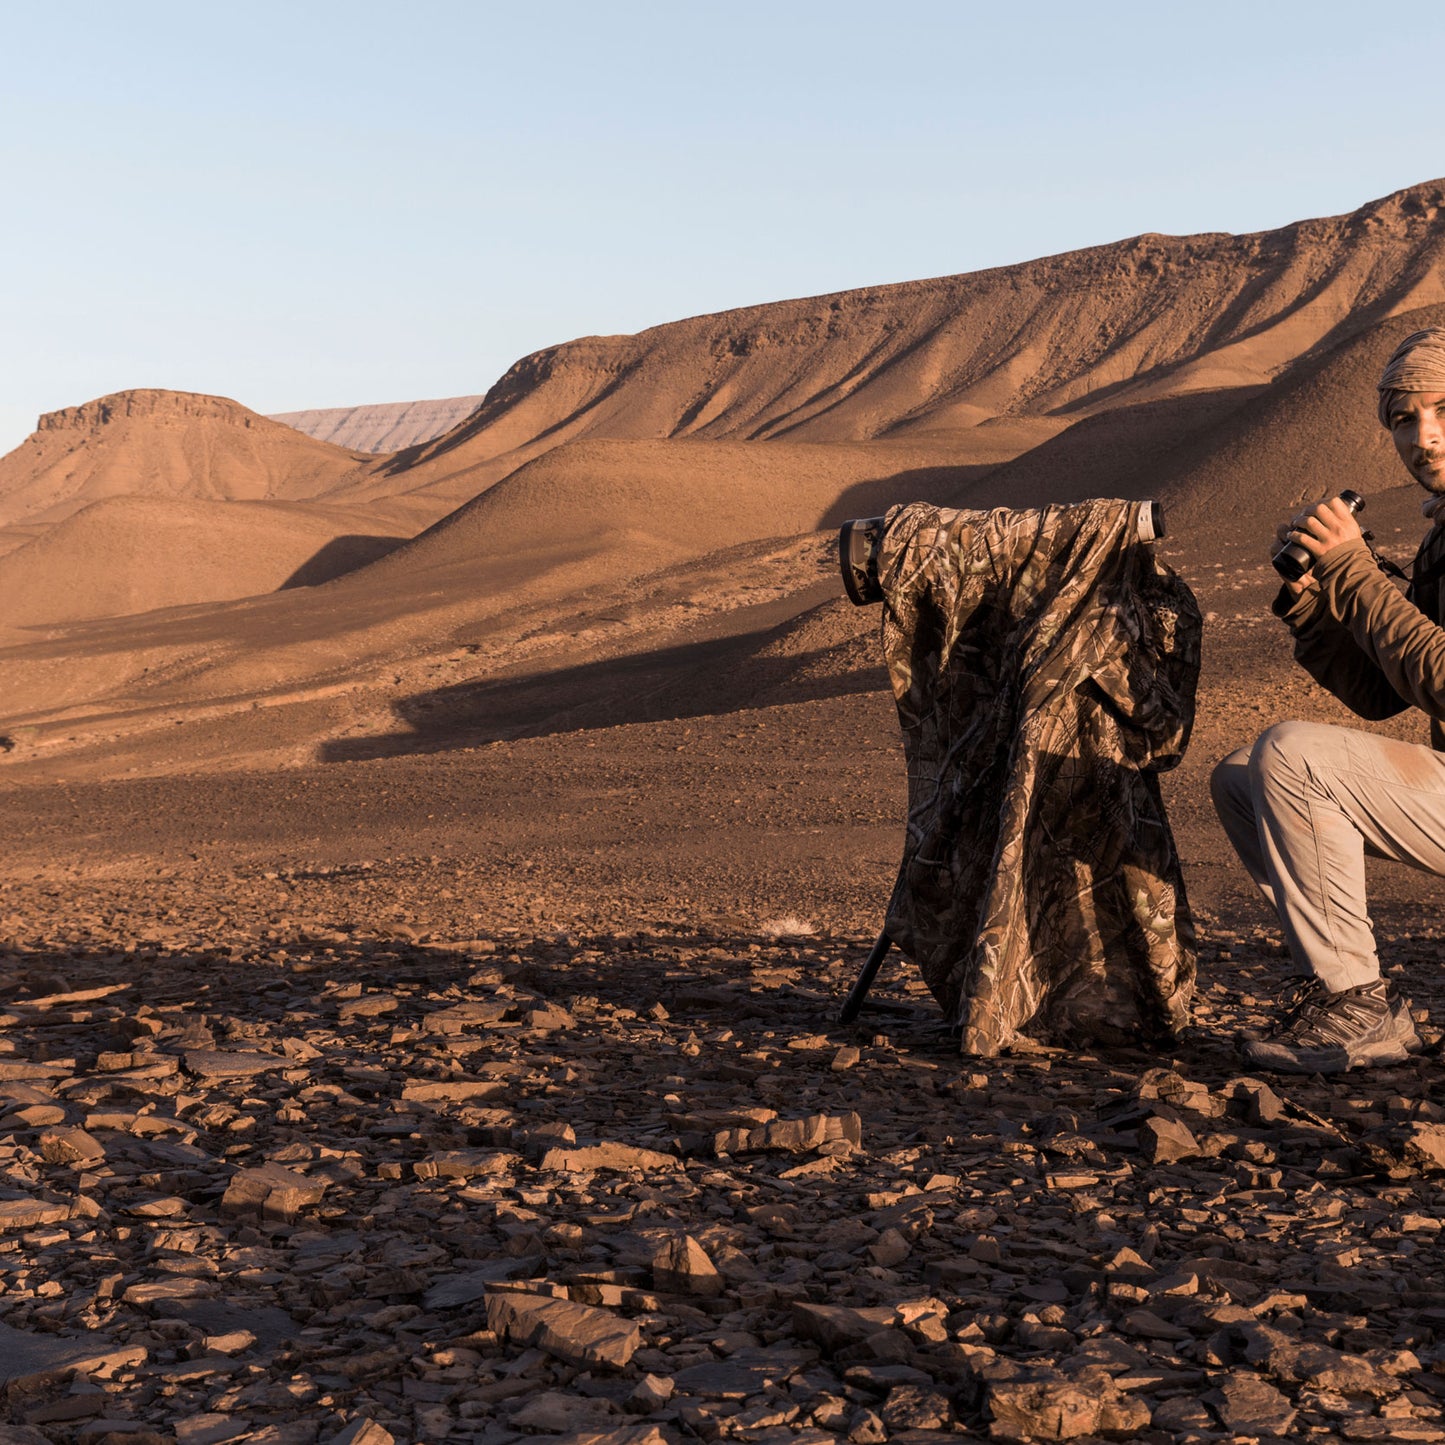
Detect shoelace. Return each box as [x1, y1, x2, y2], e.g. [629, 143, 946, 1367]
[1273, 975, 1325, 1023]
[1278, 985, 1386, 1046]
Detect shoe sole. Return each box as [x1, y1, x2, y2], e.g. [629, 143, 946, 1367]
[1242, 1036, 1411, 1075]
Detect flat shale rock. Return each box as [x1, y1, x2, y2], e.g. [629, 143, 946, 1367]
[0, 1060, 70, 1080]
[1222, 1074, 1286, 1123]
[486, 1289, 642, 1368]
[510, 1392, 620, 1431]
[0, 1322, 146, 1387]
[220, 1162, 327, 1221]
[1206, 1371, 1297, 1436]
[122, 1276, 218, 1305]
[0, 1427, 58, 1445]
[1238, 1321, 1399, 1395]
[0, 1196, 71, 1228]
[422, 1256, 544, 1309]
[183, 1048, 289, 1077]
[670, 1353, 800, 1398]
[399, 1078, 505, 1103]
[414, 1146, 517, 1179]
[1137, 1113, 1200, 1163]
[539, 1141, 678, 1172]
[325, 1422, 395, 1445]
[793, 1302, 905, 1354]
[549, 1429, 667, 1445]
[715, 1111, 862, 1155]
[987, 1375, 1150, 1441]
[160, 1300, 299, 1352]
[37, 1124, 105, 1164]
[422, 999, 509, 1033]
[1359, 1120, 1445, 1174]
[880, 1384, 953, 1430]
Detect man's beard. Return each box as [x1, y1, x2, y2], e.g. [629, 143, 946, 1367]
[1413, 452, 1445, 492]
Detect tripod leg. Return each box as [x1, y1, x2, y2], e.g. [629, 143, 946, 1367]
[838, 929, 892, 1025]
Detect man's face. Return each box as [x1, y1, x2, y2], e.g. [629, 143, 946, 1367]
[1387, 390, 1445, 493]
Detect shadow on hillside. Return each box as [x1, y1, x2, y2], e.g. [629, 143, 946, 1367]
[277, 535, 408, 590]
[819, 463, 1004, 527]
[320, 624, 888, 763]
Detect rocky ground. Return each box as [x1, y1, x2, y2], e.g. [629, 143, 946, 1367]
[2, 893, 1445, 1445]
[3, 593, 1445, 1444]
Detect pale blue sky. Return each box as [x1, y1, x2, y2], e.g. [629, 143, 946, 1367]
[1, 1, 1439, 453]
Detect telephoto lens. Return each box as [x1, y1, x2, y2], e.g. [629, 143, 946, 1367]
[840, 501, 1167, 605]
[1273, 490, 1365, 582]
[838, 516, 888, 605]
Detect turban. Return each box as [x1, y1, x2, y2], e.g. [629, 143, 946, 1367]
[1378, 327, 1445, 427]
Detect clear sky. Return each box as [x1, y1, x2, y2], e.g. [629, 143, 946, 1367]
[2, 0, 1440, 454]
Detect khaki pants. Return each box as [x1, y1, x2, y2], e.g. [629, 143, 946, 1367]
[1211, 721, 1445, 992]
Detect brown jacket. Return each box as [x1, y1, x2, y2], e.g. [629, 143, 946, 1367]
[1277, 521, 1445, 750]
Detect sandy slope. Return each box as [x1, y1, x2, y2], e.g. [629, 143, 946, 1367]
[957, 302, 1445, 530]
[0, 389, 376, 529]
[0, 437, 1003, 743]
[362, 436, 1036, 585]
[0, 496, 408, 635]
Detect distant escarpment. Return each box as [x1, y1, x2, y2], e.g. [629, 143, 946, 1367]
[269, 395, 484, 453]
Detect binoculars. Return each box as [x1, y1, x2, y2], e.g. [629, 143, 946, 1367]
[1272, 490, 1365, 582]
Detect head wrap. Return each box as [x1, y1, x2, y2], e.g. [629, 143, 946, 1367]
[1378, 327, 1445, 427]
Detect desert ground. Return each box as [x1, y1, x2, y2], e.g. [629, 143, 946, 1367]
[2, 183, 1445, 1444]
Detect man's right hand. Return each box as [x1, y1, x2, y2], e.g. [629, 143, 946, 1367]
[1274, 520, 1322, 599]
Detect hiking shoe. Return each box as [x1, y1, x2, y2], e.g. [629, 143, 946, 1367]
[1242, 975, 1423, 1049]
[1243, 978, 1415, 1074]
[1388, 986, 1424, 1054]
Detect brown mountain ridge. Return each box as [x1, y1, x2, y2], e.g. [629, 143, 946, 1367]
[334, 177, 1445, 509]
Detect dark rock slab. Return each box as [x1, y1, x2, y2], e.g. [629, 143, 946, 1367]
[0, 1322, 146, 1389]
[423, 1256, 544, 1310]
[486, 1290, 641, 1369]
[159, 1301, 300, 1354]
[1206, 1372, 1297, 1437]
[184, 1049, 289, 1078]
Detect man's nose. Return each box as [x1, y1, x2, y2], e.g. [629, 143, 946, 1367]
[1420, 409, 1445, 450]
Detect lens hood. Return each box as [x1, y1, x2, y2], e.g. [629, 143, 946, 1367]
[838, 516, 887, 606]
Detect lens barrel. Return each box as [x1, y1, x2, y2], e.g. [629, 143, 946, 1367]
[839, 516, 887, 606]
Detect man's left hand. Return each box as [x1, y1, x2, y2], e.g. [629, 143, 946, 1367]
[1277, 496, 1365, 563]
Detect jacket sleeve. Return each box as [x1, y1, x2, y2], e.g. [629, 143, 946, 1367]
[1271, 552, 1411, 721]
[1305, 537, 1445, 722]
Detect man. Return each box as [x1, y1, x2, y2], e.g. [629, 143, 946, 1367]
[1211, 327, 1445, 1073]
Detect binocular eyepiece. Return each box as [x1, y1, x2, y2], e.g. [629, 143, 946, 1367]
[1272, 490, 1365, 583]
[838, 501, 1168, 607]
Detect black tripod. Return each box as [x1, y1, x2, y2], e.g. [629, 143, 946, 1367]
[837, 928, 893, 1024]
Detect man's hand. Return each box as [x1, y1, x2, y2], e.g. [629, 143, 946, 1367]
[1274, 496, 1364, 596]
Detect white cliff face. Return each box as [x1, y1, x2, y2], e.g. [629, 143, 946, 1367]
[268, 396, 485, 453]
